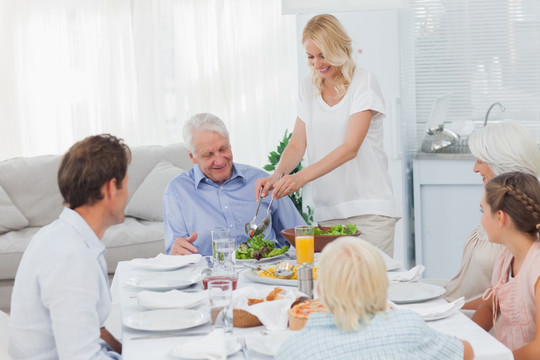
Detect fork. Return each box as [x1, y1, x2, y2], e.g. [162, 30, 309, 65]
[240, 337, 251, 360]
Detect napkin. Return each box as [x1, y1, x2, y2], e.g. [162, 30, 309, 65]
[170, 328, 228, 360]
[130, 253, 202, 270]
[136, 289, 208, 309]
[232, 286, 304, 330]
[387, 265, 425, 282]
[403, 297, 465, 320]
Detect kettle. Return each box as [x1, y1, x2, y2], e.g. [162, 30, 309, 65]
[420, 124, 460, 153]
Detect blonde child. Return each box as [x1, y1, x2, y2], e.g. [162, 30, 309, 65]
[276, 236, 473, 359]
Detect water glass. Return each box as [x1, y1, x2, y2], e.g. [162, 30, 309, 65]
[208, 279, 234, 334]
[211, 228, 231, 263]
[295, 225, 314, 265]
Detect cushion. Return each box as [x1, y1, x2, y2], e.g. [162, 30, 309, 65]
[127, 143, 191, 198]
[0, 184, 29, 234]
[0, 155, 64, 227]
[125, 160, 184, 221]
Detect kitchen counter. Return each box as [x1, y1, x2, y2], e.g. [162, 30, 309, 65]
[412, 156, 483, 279]
[413, 152, 476, 160]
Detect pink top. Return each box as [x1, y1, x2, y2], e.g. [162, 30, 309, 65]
[487, 241, 540, 350]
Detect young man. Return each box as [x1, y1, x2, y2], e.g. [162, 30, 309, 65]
[9, 134, 129, 359]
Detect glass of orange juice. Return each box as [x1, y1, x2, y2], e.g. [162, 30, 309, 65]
[295, 225, 314, 265]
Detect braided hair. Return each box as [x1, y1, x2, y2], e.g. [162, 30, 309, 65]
[485, 172, 540, 236]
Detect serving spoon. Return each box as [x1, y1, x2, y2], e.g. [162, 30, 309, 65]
[252, 173, 284, 237]
[245, 187, 264, 237]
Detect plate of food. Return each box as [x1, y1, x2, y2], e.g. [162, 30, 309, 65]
[235, 234, 290, 263]
[242, 264, 318, 287]
[123, 309, 209, 331]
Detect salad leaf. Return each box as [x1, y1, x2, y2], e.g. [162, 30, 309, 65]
[235, 234, 289, 260]
[313, 224, 357, 236]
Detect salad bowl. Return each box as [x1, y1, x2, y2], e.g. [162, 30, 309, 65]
[281, 225, 360, 253]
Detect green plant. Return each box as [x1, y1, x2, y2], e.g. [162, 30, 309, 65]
[263, 130, 314, 224]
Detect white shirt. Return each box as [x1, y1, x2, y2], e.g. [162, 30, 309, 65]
[298, 67, 400, 222]
[9, 207, 120, 360]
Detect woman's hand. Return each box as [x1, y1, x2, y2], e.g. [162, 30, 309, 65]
[255, 173, 280, 201]
[271, 173, 305, 200]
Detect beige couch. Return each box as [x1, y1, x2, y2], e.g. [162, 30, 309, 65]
[0, 143, 192, 312]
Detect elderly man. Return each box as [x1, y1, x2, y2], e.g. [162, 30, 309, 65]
[9, 134, 128, 359]
[163, 113, 305, 256]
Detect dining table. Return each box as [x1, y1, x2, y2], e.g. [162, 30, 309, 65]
[111, 253, 513, 360]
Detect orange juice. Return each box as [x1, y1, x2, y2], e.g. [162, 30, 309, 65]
[295, 235, 314, 264]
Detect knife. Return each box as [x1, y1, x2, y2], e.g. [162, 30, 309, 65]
[131, 331, 209, 340]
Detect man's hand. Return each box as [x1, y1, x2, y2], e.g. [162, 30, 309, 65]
[170, 233, 198, 255]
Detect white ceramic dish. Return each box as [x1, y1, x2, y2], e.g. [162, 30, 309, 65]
[136, 290, 207, 310]
[236, 253, 289, 265]
[246, 330, 293, 357]
[388, 281, 446, 304]
[123, 309, 209, 331]
[130, 254, 202, 271]
[242, 269, 298, 287]
[125, 270, 202, 291]
[170, 337, 241, 359]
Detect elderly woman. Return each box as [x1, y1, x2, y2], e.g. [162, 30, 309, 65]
[444, 121, 540, 309]
[276, 236, 473, 360]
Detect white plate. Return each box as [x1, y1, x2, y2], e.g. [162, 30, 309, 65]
[236, 253, 289, 265]
[242, 269, 298, 287]
[126, 270, 202, 291]
[123, 309, 209, 331]
[246, 330, 293, 357]
[170, 337, 241, 359]
[130, 254, 202, 271]
[137, 290, 207, 310]
[388, 282, 446, 304]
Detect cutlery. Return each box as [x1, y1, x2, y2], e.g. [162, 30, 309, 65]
[274, 261, 294, 278]
[240, 337, 251, 360]
[245, 187, 264, 237]
[252, 173, 283, 237]
[131, 331, 209, 340]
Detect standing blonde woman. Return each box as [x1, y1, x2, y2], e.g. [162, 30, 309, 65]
[255, 14, 400, 256]
[276, 237, 474, 359]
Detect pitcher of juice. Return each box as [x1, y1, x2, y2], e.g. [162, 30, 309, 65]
[295, 225, 314, 265]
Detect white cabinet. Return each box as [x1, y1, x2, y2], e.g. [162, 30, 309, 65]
[413, 156, 483, 279]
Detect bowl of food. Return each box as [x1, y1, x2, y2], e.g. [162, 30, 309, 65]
[280, 225, 360, 253]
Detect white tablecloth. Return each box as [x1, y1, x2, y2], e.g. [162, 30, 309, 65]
[112, 259, 512, 360]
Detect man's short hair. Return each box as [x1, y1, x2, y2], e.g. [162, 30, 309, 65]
[58, 134, 131, 209]
[183, 113, 229, 154]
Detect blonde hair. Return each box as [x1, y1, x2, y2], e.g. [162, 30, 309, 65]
[302, 14, 355, 98]
[318, 236, 388, 331]
[468, 121, 540, 177]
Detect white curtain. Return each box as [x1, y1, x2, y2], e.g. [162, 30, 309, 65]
[0, 0, 298, 168]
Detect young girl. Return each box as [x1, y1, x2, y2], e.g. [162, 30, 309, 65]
[472, 172, 540, 358]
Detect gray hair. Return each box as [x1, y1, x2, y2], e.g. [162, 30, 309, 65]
[182, 113, 230, 153]
[468, 121, 540, 176]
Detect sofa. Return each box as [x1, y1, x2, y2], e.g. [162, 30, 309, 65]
[0, 142, 193, 312]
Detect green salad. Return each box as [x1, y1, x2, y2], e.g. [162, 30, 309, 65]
[313, 224, 357, 236]
[236, 234, 289, 260]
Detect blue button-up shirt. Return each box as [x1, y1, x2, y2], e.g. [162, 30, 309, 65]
[163, 163, 306, 256]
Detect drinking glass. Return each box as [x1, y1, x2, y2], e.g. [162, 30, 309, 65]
[211, 228, 231, 263]
[208, 279, 234, 334]
[295, 225, 314, 265]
